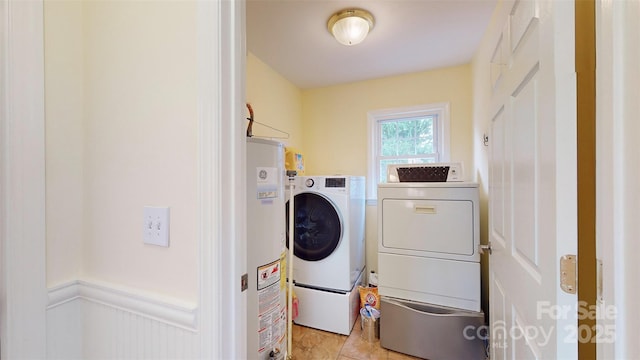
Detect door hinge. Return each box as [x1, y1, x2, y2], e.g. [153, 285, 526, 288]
[560, 255, 577, 294]
[241, 273, 248, 292]
[479, 242, 492, 255]
[597, 259, 603, 304]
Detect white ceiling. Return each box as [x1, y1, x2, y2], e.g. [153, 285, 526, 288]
[246, 0, 497, 89]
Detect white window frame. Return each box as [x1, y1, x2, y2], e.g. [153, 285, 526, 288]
[366, 103, 450, 202]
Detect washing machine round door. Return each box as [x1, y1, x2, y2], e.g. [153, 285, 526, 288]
[285, 192, 342, 262]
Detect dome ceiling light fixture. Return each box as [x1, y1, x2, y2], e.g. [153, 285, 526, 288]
[327, 8, 375, 46]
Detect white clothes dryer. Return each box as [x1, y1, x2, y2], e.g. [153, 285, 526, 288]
[286, 175, 365, 292]
[378, 182, 481, 312]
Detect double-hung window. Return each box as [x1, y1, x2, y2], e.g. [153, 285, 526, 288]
[367, 103, 450, 200]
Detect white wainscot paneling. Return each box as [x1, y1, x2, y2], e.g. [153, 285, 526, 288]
[47, 280, 200, 359]
[47, 294, 83, 359]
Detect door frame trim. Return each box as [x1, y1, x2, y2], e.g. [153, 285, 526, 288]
[198, 0, 246, 357]
[595, 0, 640, 357]
[575, 0, 597, 358]
[0, 0, 48, 357]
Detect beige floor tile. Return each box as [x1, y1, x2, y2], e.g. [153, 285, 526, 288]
[339, 332, 389, 360]
[290, 325, 347, 360]
[291, 315, 425, 360]
[292, 323, 308, 342]
[387, 349, 423, 360]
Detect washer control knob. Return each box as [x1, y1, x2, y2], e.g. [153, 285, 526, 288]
[305, 178, 315, 188]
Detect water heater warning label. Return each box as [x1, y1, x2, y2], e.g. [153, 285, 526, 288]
[257, 260, 285, 355]
[257, 260, 280, 290]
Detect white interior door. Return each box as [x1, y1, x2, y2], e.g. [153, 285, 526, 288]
[488, 0, 577, 358]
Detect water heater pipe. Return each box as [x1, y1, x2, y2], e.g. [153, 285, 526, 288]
[286, 172, 296, 359]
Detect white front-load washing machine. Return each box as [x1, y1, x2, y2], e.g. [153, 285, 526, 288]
[285, 175, 366, 335]
[286, 175, 365, 292]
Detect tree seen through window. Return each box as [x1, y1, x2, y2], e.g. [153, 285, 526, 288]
[378, 115, 438, 182]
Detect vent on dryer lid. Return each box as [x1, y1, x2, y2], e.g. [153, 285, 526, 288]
[387, 163, 464, 182]
[396, 166, 449, 182]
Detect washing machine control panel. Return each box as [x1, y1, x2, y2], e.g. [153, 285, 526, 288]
[300, 176, 350, 191]
[325, 178, 346, 188]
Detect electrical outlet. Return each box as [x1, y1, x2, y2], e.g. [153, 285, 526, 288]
[143, 206, 170, 247]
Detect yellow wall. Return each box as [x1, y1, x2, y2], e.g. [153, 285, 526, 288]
[45, 0, 199, 302]
[247, 61, 476, 274]
[301, 64, 474, 177]
[45, 0, 85, 285]
[301, 65, 474, 273]
[246, 53, 304, 150]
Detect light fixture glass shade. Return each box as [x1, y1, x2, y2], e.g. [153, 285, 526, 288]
[328, 9, 374, 46]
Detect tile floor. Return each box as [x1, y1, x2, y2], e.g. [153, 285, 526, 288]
[290, 315, 422, 360]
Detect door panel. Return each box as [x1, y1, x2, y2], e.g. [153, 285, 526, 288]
[490, 34, 505, 89]
[491, 277, 507, 360]
[490, 107, 506, 243]
[510, 0, 537, 52]
[511, 68, 539, 269]
[514, 311, 539, 359]
[488, 0, 577, 358]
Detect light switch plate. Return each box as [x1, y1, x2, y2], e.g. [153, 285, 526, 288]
[143, 206, 170, 247]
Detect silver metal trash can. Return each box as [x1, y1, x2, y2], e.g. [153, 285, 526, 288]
[360, 307, 380, 342]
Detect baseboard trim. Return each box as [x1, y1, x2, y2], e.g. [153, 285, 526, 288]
[47, 280, 198, 331]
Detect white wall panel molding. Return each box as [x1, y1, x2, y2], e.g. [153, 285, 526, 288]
[47, 281, 82, 309]
[46, 298, 83, 359]
[48, 280, 198, 331]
